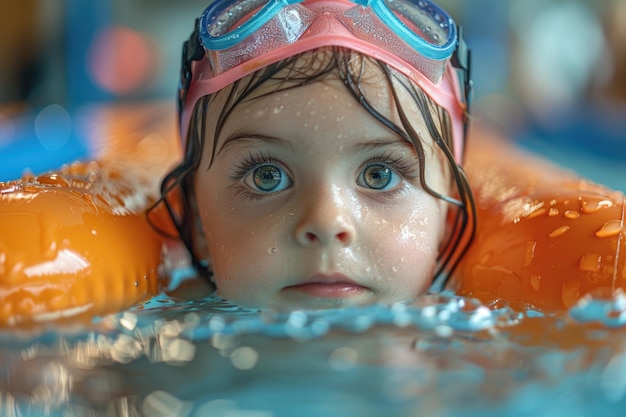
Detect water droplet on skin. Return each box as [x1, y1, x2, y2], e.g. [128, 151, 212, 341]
[564, 210, 580, 220]
[268, 247, 278, 255]
[548, 225, 570, 238]
[596, 220, 623, 238]
[273, 106, 284, 114]
[134, 281, 139, 287]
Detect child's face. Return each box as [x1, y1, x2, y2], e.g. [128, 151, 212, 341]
[194, 65, 449, 309]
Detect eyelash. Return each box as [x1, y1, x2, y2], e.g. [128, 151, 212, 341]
[363, 153, 420, 181]
[228, 151, 420, 200]
[229, 152, 290, 201]
[229, 151, 284, 181]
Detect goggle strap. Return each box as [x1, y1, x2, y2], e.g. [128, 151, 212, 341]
[179, 19, 205, 122]
[451, 27, 472, 112]
[450, 26, 472, 151]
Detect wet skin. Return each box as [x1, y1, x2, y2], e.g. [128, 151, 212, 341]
[194, 67, 449, 310]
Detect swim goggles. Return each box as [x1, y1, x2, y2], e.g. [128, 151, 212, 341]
[179, 0, 472, 162]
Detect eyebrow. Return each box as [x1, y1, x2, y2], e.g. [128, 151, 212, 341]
[217, 131, 291, 156]
[217, 130, 416, 157]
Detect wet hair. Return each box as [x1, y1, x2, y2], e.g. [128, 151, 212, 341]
[154, 46, 475, 292]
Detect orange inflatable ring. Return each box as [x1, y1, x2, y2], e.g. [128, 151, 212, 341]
[0, 103, 178, 327]
[0, 164, 165, 326]
[450, 127, 626, 312]
[0, 103, 624, 326]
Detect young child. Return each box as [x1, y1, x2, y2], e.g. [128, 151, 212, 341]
[158, 0, 474, 310]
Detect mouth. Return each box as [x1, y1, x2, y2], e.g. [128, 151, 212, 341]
[283, 273, 370, 298]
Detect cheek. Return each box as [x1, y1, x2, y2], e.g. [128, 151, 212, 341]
[196, 193, 290, 294]
[365, 199, 445, 293]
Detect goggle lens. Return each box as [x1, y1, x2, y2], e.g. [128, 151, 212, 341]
[383, 0, 451, 47]
[205, 0, 268, 37]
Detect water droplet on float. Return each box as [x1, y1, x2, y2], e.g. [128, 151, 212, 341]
[580, 253, 602, 273]
[596, 220, 623, 238]
[548, 225, 570, 238]
[562, 280, 581, 309]
[564, 210, 581, 220]
[581, 198, 613, 214]
[524, 241, 537, 267]
[530, 274, 541, 291]
[549, 208, 559, 217]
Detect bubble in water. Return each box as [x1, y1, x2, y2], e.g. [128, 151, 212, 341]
[434, 325, 454, 338]
[329, 346, 359, 371]
[142, 390, 192, 417]
[163, 338, 196, 364]
[230, 346, 259, 370]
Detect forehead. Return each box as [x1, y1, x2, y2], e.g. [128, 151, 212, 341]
[203, 49, 445, 160]
[224, 52, 427, 132]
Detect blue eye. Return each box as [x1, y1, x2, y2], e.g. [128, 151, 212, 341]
[359, 163, 400, 190]
[246, 164, 292, 193]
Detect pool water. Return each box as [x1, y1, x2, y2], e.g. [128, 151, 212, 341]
[3, 289, 626, 417]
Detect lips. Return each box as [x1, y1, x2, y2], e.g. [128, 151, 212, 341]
[284, 273, 369, 298]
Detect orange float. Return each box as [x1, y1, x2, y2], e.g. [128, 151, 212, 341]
[0, 103, 624, 326]
[0, 103, 179, 327]
[449, 127, 626, 312]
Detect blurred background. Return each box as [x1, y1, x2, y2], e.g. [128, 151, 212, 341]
[0, 0, 624, 189]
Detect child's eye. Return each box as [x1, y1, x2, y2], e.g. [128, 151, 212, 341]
[244, 164, 292, 193]
[358, 163, 401, 190]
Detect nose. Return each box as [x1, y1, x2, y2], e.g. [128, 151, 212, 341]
[294, 185, 357, 248]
